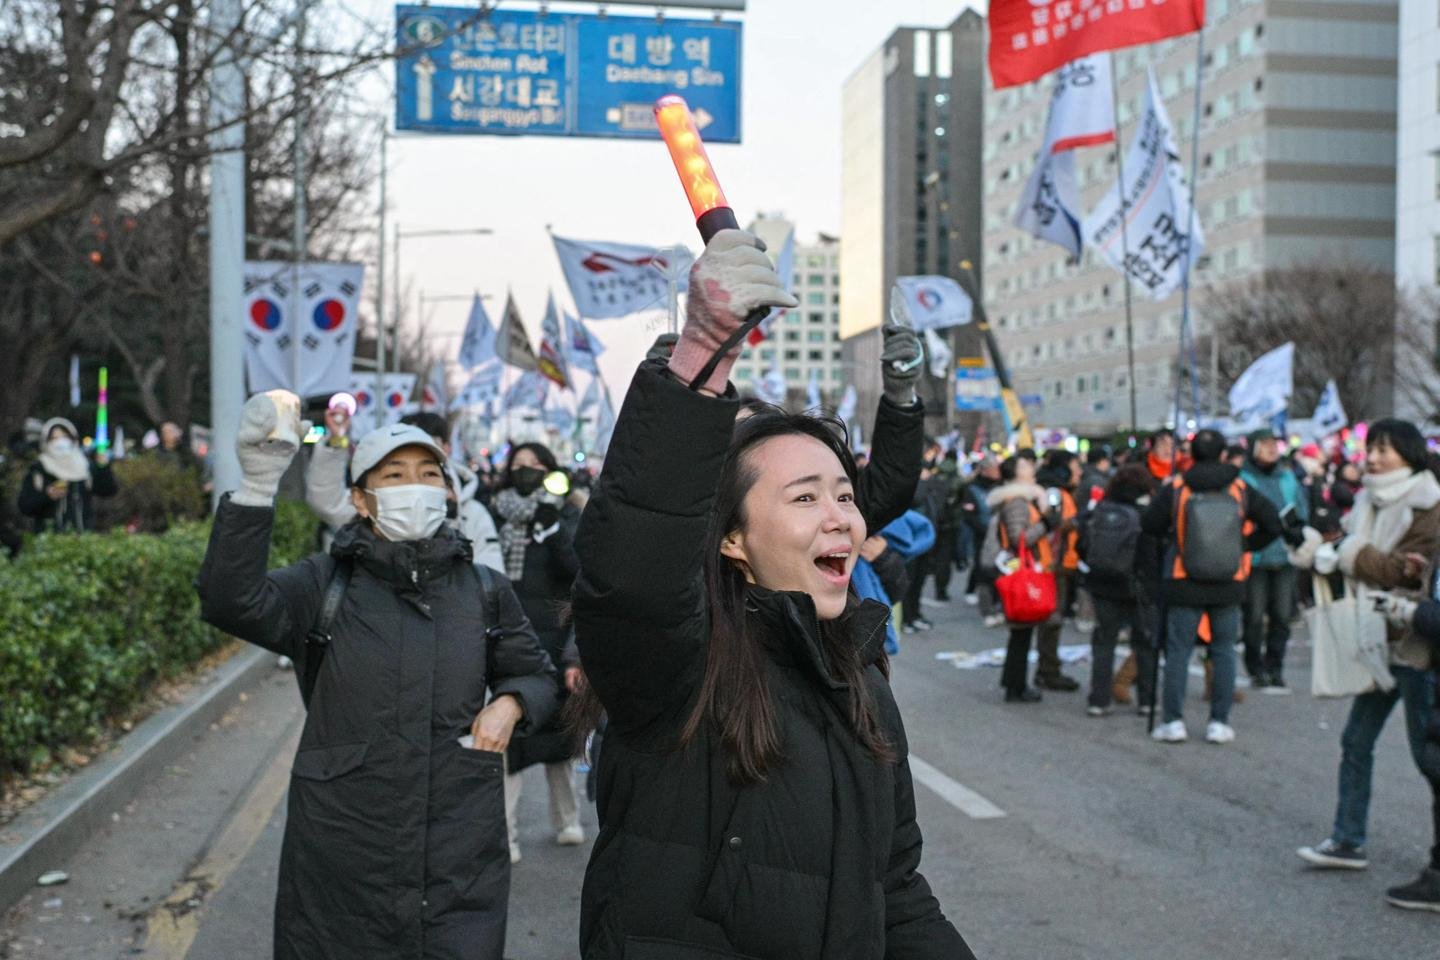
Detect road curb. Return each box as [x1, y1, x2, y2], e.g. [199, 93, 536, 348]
[0, 645, 275, 913]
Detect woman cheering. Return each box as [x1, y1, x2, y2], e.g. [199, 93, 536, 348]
[571, 230, 972, 960]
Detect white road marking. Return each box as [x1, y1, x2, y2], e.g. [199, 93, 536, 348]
[907, 755, 1007, 820]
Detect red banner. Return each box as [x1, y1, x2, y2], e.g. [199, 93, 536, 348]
[987, 0, 1205, 89]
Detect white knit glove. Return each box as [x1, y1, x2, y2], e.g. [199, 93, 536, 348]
[1314, 542, 1340, 576]
[1376, 592, 1418, 629]
[880, 324, 923, 406]
[1336, 536, 1367, 578]
[668, 230, 798, 393]
[233, 391, 307, 507]
[1286, 527, 1324, 569]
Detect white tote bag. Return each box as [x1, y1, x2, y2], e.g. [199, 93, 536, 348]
[1307, 577, 1396, 698]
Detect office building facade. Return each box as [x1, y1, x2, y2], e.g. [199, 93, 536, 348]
[840, 10, 987, 438]
[984, 0, 1398, 435]
[732, 215, 845, 405]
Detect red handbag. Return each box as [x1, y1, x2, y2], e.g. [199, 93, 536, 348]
[994, 537, 1057, 624]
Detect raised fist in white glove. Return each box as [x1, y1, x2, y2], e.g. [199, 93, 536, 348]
[1375, 591, 1418, 629]
[1286, 527, 1324, 570]
[233, 390, 308, 507]
[1314, 541, 1340, 576]
[668, 229, 798, 394]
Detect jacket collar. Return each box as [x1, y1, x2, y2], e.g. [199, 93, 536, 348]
[1180, 461, 1240, 492]
[745, 585, 890, 690]
[330, 520, 471, 588]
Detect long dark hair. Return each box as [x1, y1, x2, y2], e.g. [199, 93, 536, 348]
[678, 410, 894, 784]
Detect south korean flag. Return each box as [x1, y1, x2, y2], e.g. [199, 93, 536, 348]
[244, 261, 364, 397]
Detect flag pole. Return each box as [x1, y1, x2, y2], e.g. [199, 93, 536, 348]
[1177, 27, 1208, 426]
[1109, 50, 1139, 434]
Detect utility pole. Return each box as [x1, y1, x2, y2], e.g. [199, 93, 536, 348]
[207, 0, 245, 505]
[375, 126, 388, 430]
[290, 10, 309, 400]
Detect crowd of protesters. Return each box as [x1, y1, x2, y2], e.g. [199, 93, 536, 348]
[19, 228, 1435, 958]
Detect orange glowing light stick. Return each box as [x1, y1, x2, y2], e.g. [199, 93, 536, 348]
[655, 95, 735, 239]
[654, 95, 769, 389]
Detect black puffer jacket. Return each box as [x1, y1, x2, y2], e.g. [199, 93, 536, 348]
[500, 499, 582, 772]
[572, 361, 971, 960]
[196, 500, 557, 960]
[17, 458, 117, 532]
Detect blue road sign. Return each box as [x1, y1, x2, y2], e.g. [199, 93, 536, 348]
[954, 367, 1002, 413]
[395, 5, 742, 143]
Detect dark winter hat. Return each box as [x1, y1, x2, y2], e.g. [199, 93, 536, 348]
[1247, 427, 1276, 446]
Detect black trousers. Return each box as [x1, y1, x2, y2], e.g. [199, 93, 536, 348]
[931, 528, 957, 599]
[1001, 626, 1034, 694]
[903, 555, 931, 625]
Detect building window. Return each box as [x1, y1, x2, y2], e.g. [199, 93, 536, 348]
[807, 273, 826, 286]
[1434, 235, 1440, 285]
[808, 311, 824, 323]
[760, 349, 774, 361]
[808, 350, 823, 362]
[1434, 155, 1440, 201]
[935, 30, 952, 79]
[807, 292, 825, 305]
[784, 329, 800, 342]
[913, 30, 931, 77]
[784, 349, 800, 361]
[785, 367, 801, 380]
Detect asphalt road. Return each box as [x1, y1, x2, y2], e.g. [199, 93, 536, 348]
[4, 591, 1436, 959]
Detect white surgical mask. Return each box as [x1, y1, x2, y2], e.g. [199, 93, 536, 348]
[365, 484, 447, 542]
[50, 438, 75, 453]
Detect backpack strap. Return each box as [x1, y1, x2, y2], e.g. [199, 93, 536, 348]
[302, 558, 352, 708]
[474, 565, 506, 644]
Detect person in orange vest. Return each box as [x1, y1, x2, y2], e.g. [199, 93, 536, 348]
[1141, 429, 1290, 745]
[989, 452, 1052, 702]
[1034, 449, 1084, 691]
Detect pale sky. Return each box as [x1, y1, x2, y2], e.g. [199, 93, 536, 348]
[364, 0, 986, 395]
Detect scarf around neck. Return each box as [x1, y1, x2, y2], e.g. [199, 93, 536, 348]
[1344, 468, 1440, 555]
[493, 487, 545, 581]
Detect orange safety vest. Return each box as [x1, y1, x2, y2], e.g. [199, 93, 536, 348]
[1169, 476, 1253, 583]
[999, 499, 1055, 570]
[1058, 489, 1080, 572]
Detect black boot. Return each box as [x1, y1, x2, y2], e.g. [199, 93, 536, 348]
[1004, 687, 1043, 703]
[1386, 867, 1440, 913]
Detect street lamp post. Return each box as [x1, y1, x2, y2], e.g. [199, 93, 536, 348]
[391, 227, 494, 374]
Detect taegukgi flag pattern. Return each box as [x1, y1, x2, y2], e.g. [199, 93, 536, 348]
[347, 371, 417, 440]
[1083, 68, 1204, 301]
[244, 261, 363, 398]
[552, 234, 693, 319]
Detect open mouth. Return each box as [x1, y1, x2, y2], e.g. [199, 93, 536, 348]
[814, 552, 850, 579]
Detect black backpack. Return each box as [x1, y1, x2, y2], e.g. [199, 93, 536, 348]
[1176, 482, 1246, 583]
[1083, 500, 1140, 579]
[301, 559, 505, 708]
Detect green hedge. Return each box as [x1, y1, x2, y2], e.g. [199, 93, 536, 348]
[0, 500, 319, 776]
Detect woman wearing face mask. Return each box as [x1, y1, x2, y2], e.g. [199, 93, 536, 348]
[18, 418, 118, 533]
[197, 403, 558, 960]
[571, 229, 971, 960]
[489, 441, 586, 861]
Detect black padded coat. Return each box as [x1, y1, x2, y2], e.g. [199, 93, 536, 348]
[196, 499, 557, 960]
[571, 361, 972, 960]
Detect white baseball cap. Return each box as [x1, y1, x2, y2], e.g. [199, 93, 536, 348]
[350, 424, 447, 486]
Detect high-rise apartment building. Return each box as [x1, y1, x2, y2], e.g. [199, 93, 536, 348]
[732, 215, 845, 405]
[840, 10, 987, 437]
[1395, 0, 1440, 421]
[984, 0, 1398, 435]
